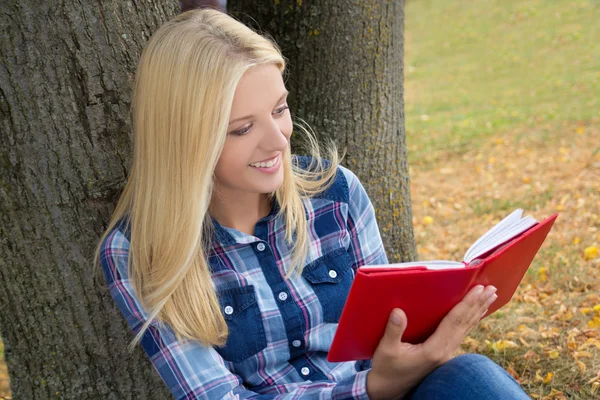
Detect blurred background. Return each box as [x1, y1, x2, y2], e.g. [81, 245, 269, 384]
[405, 0, 599, 398]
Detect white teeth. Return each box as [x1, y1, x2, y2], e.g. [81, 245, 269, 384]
[250, 155, 278, 168]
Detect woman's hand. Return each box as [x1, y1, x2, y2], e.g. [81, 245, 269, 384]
[366, 284, 498, 400]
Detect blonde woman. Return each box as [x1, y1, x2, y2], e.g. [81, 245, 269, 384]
[95, 8, 530, 400]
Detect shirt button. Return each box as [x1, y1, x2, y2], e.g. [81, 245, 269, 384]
[328, 270, 338, 279]
[301, 367, 310, 376]
[256, 242, 266, 251]
[278, 292, 288, 301]
[224, 306, 234, 315]
[292, 340, 302, 348]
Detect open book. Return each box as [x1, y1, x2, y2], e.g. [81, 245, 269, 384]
[365, 208, 539, 271]
[327, 209, 557, 362]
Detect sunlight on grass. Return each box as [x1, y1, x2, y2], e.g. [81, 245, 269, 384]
[405, 0, 600, 165]
[406, 0, 600, 398]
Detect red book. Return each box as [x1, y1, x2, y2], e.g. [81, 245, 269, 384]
[327, 209, 558, 362]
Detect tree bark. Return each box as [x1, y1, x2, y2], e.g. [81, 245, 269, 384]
[0, 1, 177, 398]
[229, 0, 416, 263]
[0, 0, 415, 398]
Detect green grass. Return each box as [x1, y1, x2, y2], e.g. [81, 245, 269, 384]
[470, 187, 554, 216]
[405, 0, 600, 164]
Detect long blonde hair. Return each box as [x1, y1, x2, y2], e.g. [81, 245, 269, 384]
[94, 8, 343, 350]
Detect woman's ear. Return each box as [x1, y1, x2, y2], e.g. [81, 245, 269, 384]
[179, 0, 227, 13]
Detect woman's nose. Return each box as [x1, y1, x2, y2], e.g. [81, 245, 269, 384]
[263, 119, 290, 150]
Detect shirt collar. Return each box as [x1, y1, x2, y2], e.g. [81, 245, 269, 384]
[209, 196, 281, 245]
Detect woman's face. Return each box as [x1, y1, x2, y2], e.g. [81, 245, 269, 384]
[213, 63, 292, 198]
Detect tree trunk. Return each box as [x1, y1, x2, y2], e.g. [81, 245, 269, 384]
[230, 0, 416, 263]
[0, 1, 177, 398]
[0, 0, 415, 398]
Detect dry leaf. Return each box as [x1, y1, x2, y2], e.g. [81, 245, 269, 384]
[584, 246, 599, 260]
[575, 359, 586, 373]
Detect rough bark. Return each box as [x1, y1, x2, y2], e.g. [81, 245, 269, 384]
[230, 0, 416, 263]
[0, 1, 177, 398]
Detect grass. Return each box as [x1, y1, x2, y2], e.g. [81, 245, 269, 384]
[405, 0, 600, 398]
[405, 0, 600, 166]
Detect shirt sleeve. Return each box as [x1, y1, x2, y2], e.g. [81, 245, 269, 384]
[340, 165, 389, 270]
[339, 165, 389, 372]
[100, 228, 372, 399]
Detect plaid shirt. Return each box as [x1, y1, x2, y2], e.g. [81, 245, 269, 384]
[100, 156, 388, 399]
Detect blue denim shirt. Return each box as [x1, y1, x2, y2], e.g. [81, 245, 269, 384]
[100, 155, 389, 399]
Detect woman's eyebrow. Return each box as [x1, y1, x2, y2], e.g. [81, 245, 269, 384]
[228, 90, 289, 125]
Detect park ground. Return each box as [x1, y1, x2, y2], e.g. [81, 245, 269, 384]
[405, 0, 599, 398]
[1, 0, 599, 398]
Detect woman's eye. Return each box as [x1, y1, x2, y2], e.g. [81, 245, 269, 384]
[231, 124, 251, 136]
[274, 105, 289, 115]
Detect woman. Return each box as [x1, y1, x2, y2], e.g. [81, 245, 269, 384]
[94, 8, 530, 399]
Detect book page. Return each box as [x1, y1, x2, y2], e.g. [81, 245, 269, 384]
[360, 260, 465, 270]
[463, 209, 538, 263]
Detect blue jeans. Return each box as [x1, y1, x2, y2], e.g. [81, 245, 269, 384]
[405, 354, 531, 399]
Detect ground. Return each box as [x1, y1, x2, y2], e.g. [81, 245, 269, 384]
[404, 0, 599, 397]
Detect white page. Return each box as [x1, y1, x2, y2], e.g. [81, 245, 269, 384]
[360, 260, 465, 270]
[360, 208, 537, 270]
[463, 209, 537, 263]
[360, 209, 538, 271]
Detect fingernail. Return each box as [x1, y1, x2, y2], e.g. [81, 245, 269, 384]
[480, 309, 488, 318]
[487, 294, 498, 305]
[391, 309, 403, 325]
[474, 285, 484, 295]
[485, 286, 497, 298]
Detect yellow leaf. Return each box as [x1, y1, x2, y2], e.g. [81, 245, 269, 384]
[548, 350, 559, 359]
[592, 382, 599, 395]
[544, 389, 566, 399]
[535, 369, 544, 383]
[492, 339, 519, 351]
[577, 339, 600, 351]
[588, 316, 600, 329]
[581, 307, 593, 315]
[588, 370, 600, 384]
[576, 359, 586, 373]
[519, 337, 531, 347]
[576, 126, 585, 135]
[584, 246, 599, 261]
[593, 304, 600, 313]
[523, 176, 531, 184]
[573, 237, 581, 245]
[575, 351, 593, 358]
[543, 372, 554, 384]
[462, 336, 480, 350]
[423, 216, 434, 225]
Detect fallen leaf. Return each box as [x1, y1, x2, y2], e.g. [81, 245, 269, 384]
[575, 358, 586, 373]
[574, 350, 593, 358]
[519, 337, 531, 347]
[587, 316, 600, 329]
[490, 339, 519, 351]
[584, 246, 599, 260]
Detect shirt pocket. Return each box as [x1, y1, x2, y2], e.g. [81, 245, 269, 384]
[215, 285, 268, 363]
[301, 247, 354, 323]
